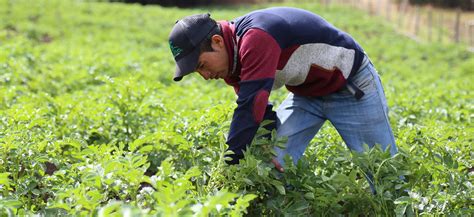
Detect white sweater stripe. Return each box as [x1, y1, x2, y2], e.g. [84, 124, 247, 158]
[273, 43, 355, 90]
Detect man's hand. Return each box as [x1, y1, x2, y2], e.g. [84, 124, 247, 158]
[271, 158, 284, 173]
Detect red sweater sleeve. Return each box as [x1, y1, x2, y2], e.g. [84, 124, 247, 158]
[225, 29, 281, 164]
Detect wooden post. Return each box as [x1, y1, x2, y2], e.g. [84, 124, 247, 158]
[376, 0, 381, 16]
[325, 0, 331, 9]
[397, 1, 401, 27]
[386, 0, 392, 21]
[368, 0, 374, 16]
[438, 12, 443, 43]
[428, 5, 433, 42]
[470, 23, 474, 47]
[414, 6, 420, 37]
[399, 0, 408, 28]
[406, 4, 412, 36]
[454, 8, 461, 43]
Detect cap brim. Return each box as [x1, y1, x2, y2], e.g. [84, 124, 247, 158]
[173, 47, 200, 82]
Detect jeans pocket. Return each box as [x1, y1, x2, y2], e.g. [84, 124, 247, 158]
[351, 66, 376, 93]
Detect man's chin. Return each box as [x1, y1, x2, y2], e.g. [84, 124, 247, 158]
[220, 71, 230, 79]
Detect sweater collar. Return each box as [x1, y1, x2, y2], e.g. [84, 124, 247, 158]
[218, 21, 238, 77]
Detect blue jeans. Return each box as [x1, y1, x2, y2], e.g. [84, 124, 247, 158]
[275, 61, 398, 169]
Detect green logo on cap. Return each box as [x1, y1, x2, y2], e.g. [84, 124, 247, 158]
[169, 41, 183, 58]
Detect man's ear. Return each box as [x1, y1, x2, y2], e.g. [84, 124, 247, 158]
[211, 35, 225, 50]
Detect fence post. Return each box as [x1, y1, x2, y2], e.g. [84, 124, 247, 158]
[399, 0, 408, 28]
[414, 6, 420, 37]
[325, 0, 331, 9]
[376, 0, 381, 16]
[454, 8, 461, 43]
[438, 12, 443, 43]
[386, 0, 391, 21]
[470, 22, 474, 48]
[368, 0, 374, 16]
[428, 5, 433, 42]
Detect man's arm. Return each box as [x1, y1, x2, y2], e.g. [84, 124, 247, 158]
[226, 102, 277, 164]
[224, 28, 281, 164]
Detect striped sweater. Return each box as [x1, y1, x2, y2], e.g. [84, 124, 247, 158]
[220, 7, 366, 164]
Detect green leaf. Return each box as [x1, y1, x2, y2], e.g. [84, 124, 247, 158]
[271, 181, 286, 195]
[159, 158, 174, 177]
[394, 196, 411, 204]
[138, 145, 153, 153]
[31, 189, 41, 196]
[304, 192, 315, 200]
[0, 200, 22, 208]
[183, 166, 201, 180]
[48, 203, 72, 212]
[98, 201, 122, 217]
[0, 172, 10, 186]
[395, 204, 408, 217]
[242, 178, 254, 186]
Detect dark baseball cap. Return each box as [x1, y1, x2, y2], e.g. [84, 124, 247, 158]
[169, 13, 217, 81]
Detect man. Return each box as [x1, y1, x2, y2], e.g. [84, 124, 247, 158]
[168, 7, 398, 175]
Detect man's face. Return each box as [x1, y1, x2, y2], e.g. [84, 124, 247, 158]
[195, 35, 229, 80]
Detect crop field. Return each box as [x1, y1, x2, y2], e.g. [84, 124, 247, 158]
[0, 0, 473, 216]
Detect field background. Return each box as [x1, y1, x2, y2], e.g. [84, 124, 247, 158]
[0, 0, 473, 216]
[292, 0, 474, 48]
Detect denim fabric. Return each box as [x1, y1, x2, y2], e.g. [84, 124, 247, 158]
[275, 61, 398, 166]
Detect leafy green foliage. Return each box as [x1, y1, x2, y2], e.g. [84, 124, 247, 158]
[0, 0, 472, 216]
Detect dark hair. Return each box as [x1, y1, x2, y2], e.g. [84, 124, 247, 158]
[199, 21, 222, 53]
